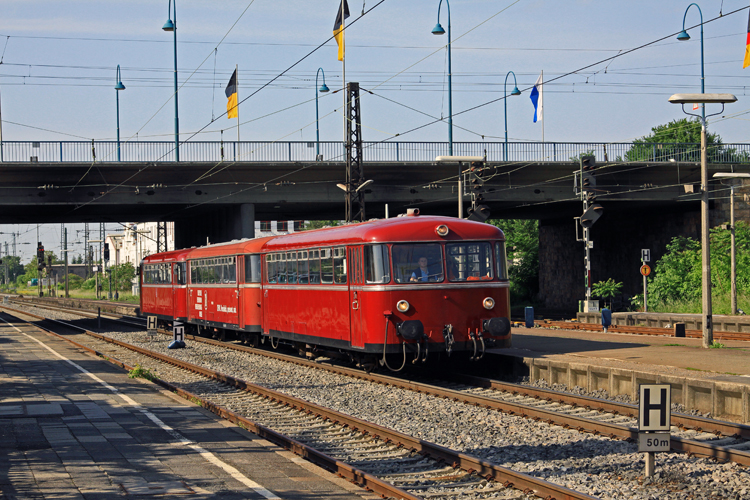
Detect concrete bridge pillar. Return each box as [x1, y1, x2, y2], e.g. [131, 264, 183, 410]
[537, 205, 704, 315]
[174, 203, 255, 249]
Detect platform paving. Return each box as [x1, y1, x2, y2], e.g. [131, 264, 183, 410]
[502, 326, 750, 382]
[0, 318, 377, 500]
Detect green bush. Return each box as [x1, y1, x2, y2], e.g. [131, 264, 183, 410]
[81, 277, 96, 290]
[648, 222, 750, 313]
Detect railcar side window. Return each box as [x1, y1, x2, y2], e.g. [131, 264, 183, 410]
[333, 247, 347, 284]
[266, 254, 276, 283]
[297, 251, 309, 284]
[245, 255, 261, 283]
[309, 249, 321, 284]
[175, 263, 187, 285]
[188, 257, 237, 285]
[391, 243, 444, 283]
[495, 242, 508, 280]
[143, 263, 172, 285]
[321, 248, 333, 284]
[447, 242, 493, 282]
[287, 252, 297, 284]
[364, 245, 390, 284]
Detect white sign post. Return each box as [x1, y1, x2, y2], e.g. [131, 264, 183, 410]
[173, 322, 185, 343]
[638, 384, 671, 477]
[147, 316, 158, 340]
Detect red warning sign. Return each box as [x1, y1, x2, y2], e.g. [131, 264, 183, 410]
[640, 264, 651, 277]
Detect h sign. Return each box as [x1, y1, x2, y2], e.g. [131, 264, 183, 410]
[147, 316, 157, 332]
[639, 384, 671, 431]
[173, 322, 185, 343]
[641, 249, 651, 263]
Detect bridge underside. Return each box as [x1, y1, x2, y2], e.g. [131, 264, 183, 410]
[0, 159, 724, 224]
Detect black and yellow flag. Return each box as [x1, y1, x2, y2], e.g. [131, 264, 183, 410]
[225, 69, 238, 119]
[333, 0, 350, 61]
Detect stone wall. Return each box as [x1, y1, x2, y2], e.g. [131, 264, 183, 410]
[538, 184, 750, 314]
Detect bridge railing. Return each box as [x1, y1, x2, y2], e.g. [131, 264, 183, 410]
[1, 140, 748, 163]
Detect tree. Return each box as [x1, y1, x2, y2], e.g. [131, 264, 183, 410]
[487, 219, 539, 304]
[592, 278, 624, 309]
[648, 222, 750, 305]
[303, 220, 340, 231]
[110, 262, 136, 291]
[625, 118, 729, 163]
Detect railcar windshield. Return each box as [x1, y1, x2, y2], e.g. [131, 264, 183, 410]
[446, 242, 493, 282]
[392, 243, 444, 283]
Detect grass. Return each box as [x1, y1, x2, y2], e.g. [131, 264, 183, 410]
[127, 364, 157, 381]
[8, 286, 139, 304]
[709, 341, 726, 349]
[647, 293, 750, 315]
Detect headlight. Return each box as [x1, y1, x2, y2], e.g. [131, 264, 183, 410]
[435, 224, 450, 237]
[483, 297, 495, 310]
[397, 300, 410, 313]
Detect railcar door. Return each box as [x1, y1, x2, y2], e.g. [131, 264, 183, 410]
[348, 246, 364, 349]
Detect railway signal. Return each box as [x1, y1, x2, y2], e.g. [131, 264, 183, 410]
[104, 242, 110, 262]
[466, 160, 490, 222]
[576, 155, 602, 312]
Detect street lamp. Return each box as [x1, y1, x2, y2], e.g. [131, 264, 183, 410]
[115, 65, 125, 162]
[162, 0, 179, 162]
[431, 0, 453, 156]
[713, 172, 750, 315]
[677, 3, 705, 123]
[315, 68, 330, 161]
[669, 92, 737, 347]
[435, 155, 484, 218]
[503, 71, 521, 162]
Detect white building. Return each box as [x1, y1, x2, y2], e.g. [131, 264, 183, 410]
[105, 220, 308, 266]
[105, 222, 174, 266]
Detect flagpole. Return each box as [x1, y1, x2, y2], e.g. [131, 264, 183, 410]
[541, 69, 544, 144]
[236, 64, 240, 146]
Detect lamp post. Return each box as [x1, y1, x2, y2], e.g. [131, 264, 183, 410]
[669, 93, 737, 348]
[115, 65, 125, 162]
[162, 0, 179, 162]
[713, 172, 750, 315]
[503, 71, 521, 162]
[315, 68, 330, 161]
[435, 155, 483, 218]
[677, 3, 705, 123]
[431, 0, 452, 156]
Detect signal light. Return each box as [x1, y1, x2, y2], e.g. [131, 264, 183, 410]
[580, 155, 596, 192]
[104, 243, 110, 262]
[580, 203, 604, 228]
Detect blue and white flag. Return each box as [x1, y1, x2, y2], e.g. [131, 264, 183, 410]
[530, 72, 543, 123]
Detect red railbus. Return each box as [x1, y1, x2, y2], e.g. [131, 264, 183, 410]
[260, 212, 510, 368]
[140, 212, 511, 370]
[140, 248, 191, 323]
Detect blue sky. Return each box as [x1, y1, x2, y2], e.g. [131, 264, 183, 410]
[1, 0, 750, 259]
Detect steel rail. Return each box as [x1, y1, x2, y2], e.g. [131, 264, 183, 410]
[9, 300, 750, 464]
[536, 320, 750, 341]
[0, 308, 598, 500]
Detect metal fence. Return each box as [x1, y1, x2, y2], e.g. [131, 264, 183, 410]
[1, 140, 749, 163]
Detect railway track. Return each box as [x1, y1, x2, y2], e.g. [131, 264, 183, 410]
[7, 299, 750, 498]
[0, 306, 595, 500]
[8, 299, 750, 463]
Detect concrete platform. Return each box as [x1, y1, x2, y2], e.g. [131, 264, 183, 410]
[0, 315, 376, 500]
[492, 326, 750, 423]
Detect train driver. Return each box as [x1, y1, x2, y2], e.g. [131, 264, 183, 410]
[411, 256, 438, 282]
